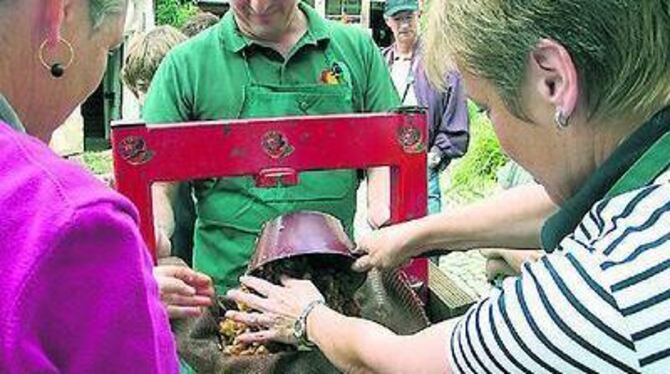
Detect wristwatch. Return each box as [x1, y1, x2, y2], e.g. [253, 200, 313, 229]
[293, 299, 326, 348]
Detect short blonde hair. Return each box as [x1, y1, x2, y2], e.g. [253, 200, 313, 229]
[426, 0, 670, 121]
[122, 26, 187, 96]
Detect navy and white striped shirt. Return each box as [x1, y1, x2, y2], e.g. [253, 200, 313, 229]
[450, 168, 670, 373]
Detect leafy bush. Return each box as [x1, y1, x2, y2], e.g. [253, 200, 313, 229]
[156, 0, 199, 28]
[78, 151, 113, 175]
[444, 102, 508, 203]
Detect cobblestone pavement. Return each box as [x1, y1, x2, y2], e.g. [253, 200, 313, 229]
[439, 251, 490, 300]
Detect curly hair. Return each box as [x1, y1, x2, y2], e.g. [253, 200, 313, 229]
[122, 26, 187, 96]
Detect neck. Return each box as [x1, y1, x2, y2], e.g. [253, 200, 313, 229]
[552, 113, 651, 202]
[395, 38, 415, 58]
[0, 45, 64, 143]
[238, 6, 307, 57]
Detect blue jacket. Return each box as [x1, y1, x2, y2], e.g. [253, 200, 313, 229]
[383, 40, 470, 170]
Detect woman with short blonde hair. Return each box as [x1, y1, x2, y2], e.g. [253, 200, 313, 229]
[224, 1, 670, 372]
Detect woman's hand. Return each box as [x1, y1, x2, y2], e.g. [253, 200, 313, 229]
[479, 248, 542, 282]
[153, 265, 215, 319]
[224, 276, 325, 345]
[352, 222, 417, 272]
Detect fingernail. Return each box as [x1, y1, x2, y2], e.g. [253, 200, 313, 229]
[184, 286, 196, 295]
[188, 307, 202, 317]
[352, 258, 366, 272]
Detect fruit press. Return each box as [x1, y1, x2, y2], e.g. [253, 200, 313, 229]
[110, 110, 429, 298]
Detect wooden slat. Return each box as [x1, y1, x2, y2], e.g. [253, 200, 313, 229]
[427, 261, 476, 321]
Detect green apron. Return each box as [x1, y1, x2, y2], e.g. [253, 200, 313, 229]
[193, 46, 359, 294]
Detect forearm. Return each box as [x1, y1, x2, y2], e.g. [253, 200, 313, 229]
[307, 305, 453, 374]
[406, 184, 557, 254]
[152, 181, 179, 237]
[307, 305, 402, 374]
[366, 167, 390, 228]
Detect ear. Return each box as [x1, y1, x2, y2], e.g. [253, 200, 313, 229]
[528, 38, 579, 118]
[384, 17, 393, 29]
[43, 0, 65, 46]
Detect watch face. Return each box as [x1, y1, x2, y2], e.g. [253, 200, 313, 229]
[293, 318, 305, 341]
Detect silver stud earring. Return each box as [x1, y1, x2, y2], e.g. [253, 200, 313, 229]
[554, 108, 569, 129]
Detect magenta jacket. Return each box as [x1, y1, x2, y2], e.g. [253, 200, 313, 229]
[0, 116, 178, 373]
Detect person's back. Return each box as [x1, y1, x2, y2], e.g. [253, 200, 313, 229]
[0, 122, 178, 373]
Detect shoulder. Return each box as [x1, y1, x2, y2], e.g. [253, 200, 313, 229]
[4, 127, 135, 216]
[576, 176, 670, 258]
[155, 22, 226, 80]
[0, 124, 139, 269]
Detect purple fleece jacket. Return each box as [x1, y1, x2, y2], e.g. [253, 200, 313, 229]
[0, 121, 178, 373]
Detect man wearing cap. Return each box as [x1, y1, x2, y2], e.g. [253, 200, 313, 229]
[382, 0, 469, 215]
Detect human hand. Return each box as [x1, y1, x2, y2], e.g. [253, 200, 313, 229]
[224, 276, 325, 346]
[352, 223, 415, 272]
[427, 150, 442, 169]
[153, 265, 215, 319]
[479, 248, 542, 282]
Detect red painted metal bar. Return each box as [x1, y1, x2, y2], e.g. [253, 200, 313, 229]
[111, 112, 428, 292]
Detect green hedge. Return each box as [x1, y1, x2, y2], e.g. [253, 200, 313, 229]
[155, 0, 199, 28]
[444, 102, 508, 203]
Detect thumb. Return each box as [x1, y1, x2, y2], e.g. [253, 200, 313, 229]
[351, 255, 372, 273]
[485, 258, 516, 282]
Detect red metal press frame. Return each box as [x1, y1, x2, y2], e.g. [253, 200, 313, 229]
[111, 111, 428, 290]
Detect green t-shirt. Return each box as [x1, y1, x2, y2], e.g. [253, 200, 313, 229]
[143, 3, 399, 124]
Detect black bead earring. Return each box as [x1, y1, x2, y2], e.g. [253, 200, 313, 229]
[50, 63, 65, 78]
[38, 38, 74, 79]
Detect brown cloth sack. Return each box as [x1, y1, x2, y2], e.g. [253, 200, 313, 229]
[173, 268, 429, 374]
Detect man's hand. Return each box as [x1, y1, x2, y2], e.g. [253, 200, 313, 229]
[427, 150, 442, 169]
[153, 265, 215, 319]
[479, 248, 542, 282]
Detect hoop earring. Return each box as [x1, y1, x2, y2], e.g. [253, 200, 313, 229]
[38, 38, 74, 79]
[554, 108, 569, 129]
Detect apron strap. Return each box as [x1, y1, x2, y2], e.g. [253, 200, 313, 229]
[606, 132, 670, 198]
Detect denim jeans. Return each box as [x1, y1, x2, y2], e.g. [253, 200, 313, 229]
[428, 166, 442, 215]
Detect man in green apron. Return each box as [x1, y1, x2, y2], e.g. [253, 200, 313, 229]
[143, 0, 399, 319]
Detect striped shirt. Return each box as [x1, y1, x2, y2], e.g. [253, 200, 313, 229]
[450, 167, 670, 373]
